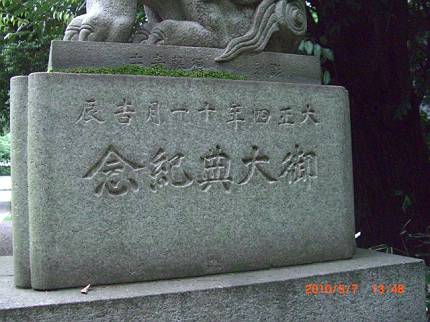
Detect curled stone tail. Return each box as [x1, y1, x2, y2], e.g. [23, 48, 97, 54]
[216, 0, 307, 62]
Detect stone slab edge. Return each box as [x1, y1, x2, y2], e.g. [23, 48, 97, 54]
[48, 40, 321, 84]
[10, 76, 30, 289]
[0, 250, 426, 321]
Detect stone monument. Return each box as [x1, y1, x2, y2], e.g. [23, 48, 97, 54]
[1, 0, 425, 320]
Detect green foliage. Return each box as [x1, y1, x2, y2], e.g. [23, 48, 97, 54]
[0, 1, 149, 133]
[301, 3, 337, 85]
[298, 39, 334, 85]
[0, 0, 85, 133]
[0, 132, 10, 175]
[0, 132, 10, 162]
[0, 166, 10, 175]
[0, 0, 84, 42]
[53, 64, 247, 80]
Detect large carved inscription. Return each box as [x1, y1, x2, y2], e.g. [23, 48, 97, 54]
[84, 144, 317, 197]
[76, 97, 320, 197]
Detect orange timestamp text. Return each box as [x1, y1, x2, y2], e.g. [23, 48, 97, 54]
[305, 283, 406, 296]
[305, 283, 359, 296]
[371, 284, 405, 295]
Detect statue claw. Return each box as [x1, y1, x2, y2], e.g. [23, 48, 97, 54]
[63, 14, 86, 41]
[78, 28, 94, 42]
[63, 10, 134, 43]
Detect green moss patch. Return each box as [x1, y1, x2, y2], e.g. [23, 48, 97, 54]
[51, 64, 246, 80]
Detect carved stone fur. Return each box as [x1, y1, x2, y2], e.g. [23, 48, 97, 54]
[64, 0, 307, 62]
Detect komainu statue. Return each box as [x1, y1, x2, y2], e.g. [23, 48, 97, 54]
[63, 0, 307, 62]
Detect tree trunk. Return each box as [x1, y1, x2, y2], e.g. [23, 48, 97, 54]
[314, 1, 430, 250]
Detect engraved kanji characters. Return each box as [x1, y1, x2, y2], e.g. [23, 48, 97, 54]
[278, 104, 319, 126]
[253, 61, 264, 76]
[149, 148, 193, 192]
[198, 102, 216, 122]
[74, 98, 320, 129]
[252, 62, 282, 78]
[146, 101, 162, 125]
[170, 55, 187, 69]
[129, 53, 145, 65]
[151, 53, 165, 66]
[115, 98, 136, 124]
[238, 146, 277, 185]
[279, 144, 318, 184]
[227, 104, 245, 131]
[279, 107, 295, 126]
[198, 145, 233, 192]
[301, 104, 319, 124]
[171, 107, 190, 122]
[254, 109, 271, 123]
[191, 57, 205, 70]
[76, 99, 105, 124]
[83, 143, 319, 196]
[83, 145, 144, 197]
[269, 63, 282, 78]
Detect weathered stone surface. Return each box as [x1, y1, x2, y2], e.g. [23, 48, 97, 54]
[63, 0, 307, 62]
[0, 250, 426, 321]
[10, 76, 31, 288]
[0, 222, 12, 257]
[48, 41, 321, 84]
[26, 72, 354, 290]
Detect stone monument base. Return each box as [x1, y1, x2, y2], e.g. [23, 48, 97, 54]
[0, 249, 425, 321]
[14, 73, 355, 290]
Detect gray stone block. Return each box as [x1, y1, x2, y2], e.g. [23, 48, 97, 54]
[25, 72, 355, 290]
[0, 250, 426, 321]
[48, 40, 321, 84]
[10, 76, 30, 288]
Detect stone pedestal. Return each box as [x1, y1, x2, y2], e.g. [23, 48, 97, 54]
[48, 41, 321, 84]
[0, 250, 426, 321]
[12, 71, 354, 290]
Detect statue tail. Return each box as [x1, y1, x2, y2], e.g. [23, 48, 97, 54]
[215, 0, 307, 62]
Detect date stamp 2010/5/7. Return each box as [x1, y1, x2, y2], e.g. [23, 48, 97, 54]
[305, 283, 406, 296]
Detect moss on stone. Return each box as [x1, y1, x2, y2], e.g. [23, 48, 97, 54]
[50, 64, 246, 80]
